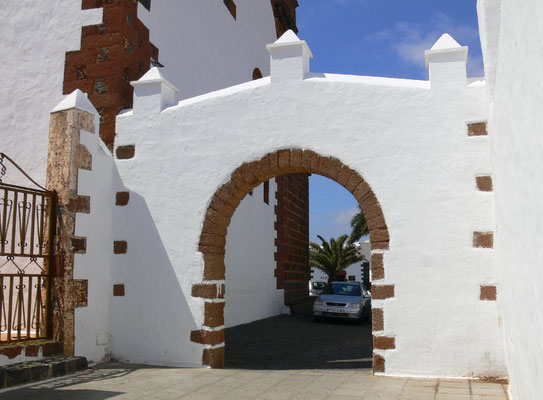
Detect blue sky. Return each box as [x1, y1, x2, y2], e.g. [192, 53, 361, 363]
[300, 1, 483, 243]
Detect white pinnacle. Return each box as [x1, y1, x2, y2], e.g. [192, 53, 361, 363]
[431, 33, 462, 50]
[51, 89, 98, 115]
[274, 29, 301, 44]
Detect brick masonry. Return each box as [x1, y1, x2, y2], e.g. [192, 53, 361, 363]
[275, 173, 310, 304]
[372, 284, 395, 300]
[373, 336, 396, 350]
[373, 354, 385, 373]
[113, 240, 127, 254]
[113, 284, 125, 296]
[476, 176, 493, 192]
[202, 347, 225, 369]
[371, 253, 384, 280]
[468, 122, 488, 136]
[473, 232, 494, 248]
[480, 285, 497, 301]
[64, 0, 159, 150]
[372, 308, 384, 331]
[0, 341, 63, 360]
[271, 0, 299, 37]
[116, 145, 135, 159]
[116, 191, 130, 206]
[191, 149, 391, 371]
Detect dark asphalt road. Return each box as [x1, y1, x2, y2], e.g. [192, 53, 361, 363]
[225, 313, 373, 370]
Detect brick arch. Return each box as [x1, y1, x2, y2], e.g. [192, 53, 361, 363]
[191, 149, 393, 371]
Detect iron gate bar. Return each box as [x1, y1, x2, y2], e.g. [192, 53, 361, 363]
[0, 153, 47, 191]
[0, 153, 55, 344]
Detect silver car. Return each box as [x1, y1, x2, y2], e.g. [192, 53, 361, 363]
[313, 282, 371, 323]
[309, 281, 327, 296]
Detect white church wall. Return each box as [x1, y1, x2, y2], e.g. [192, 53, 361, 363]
[0, 1, 277, 187]
[224, 179, 284, 328]
[137, 0, 276, 100]
[479, 0, 543, 397]
[112, 31, 506, 377]
[48, 91, 116, 364]
[0, 1, 103, 185]
[1, 1, 280, 365]
[73, 122, 115, 363]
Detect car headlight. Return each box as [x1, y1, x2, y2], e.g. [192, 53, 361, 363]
[348, 303, 361, 308]
[314, 300, 324, 306]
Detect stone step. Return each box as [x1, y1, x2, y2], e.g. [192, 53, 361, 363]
[0, 356, 88, 390]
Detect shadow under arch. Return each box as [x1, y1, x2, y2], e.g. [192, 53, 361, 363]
[191, 149, 393, 372]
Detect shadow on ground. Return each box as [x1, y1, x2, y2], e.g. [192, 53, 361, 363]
[225, 313, 373, 370]
[0, 363, 144, 400]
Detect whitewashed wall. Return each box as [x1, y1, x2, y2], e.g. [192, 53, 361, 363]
[137, 0, 276, 100]
[73, 112, 114, 363]
[224, 179, 284, 328]
[0, 0, 277, 187]
[0, 1, 103, 185]
[112, 32, 506, 377]
[0, 0, 280, 365]
[479, 0, 543, 398]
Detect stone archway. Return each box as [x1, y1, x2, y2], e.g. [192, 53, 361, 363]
[190, 149, 395, 371]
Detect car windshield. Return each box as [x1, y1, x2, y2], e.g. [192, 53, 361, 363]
[324, 283, 361, 297]
[312, 282, 326, 290]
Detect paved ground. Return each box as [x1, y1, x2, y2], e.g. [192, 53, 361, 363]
[225, 313, 373, 369]
[0, 363, 509, 399]
[0, 314, 509, 399]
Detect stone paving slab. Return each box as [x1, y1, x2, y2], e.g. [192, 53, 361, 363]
[0, 356, 88, 389]
[0, 363, 508, 400]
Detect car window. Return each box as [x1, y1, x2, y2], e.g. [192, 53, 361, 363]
[313, 282, 326, 290]
[324, 283, 362, 297]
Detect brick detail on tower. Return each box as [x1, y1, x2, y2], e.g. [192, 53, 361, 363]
[271, 0, 299, 38]
[274, 173, 310, 303]
[64, 0, 159, 150]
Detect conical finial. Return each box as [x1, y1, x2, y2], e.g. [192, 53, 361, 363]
[431, 33, 462, 50]
[51, 89, 98, 115]
[425, 33, 468, 69]
[425, 33, 468, 88]
[274, 29, 302, 45]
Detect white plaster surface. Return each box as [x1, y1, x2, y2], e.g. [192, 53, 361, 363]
[137, 0, 276, 100]
[0, 0, 280, 366]
[224, 180, 284, 328]
[477, 0, 502, 98]
[112, 32, 506, 377]
[0, 1, 102, 185]
[73, 124, 114, 363]
[481, 0, 543, 397]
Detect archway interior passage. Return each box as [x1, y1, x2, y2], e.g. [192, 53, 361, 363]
[191, 149, 391, 370]
[223, 172, 374, 370]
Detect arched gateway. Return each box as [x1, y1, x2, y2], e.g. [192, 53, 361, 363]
[192, 149, 391, 368]
[46, 30, 506, 378]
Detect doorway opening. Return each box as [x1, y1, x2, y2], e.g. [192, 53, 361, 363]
[191, 149, 392, 372]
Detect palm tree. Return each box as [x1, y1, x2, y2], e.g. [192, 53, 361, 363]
[309, 235, 363, 282]
[349, 206, 369, 244]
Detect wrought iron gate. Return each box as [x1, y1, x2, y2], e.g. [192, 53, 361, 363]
[0, 153, 55, 343]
